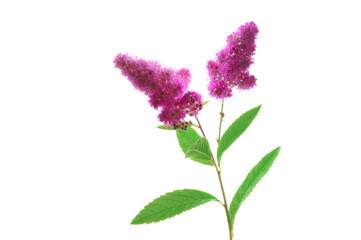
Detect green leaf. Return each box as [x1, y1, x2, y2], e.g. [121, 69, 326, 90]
[185, 137, 214, 166]
[203, 100, 210, 106]
[177, 127, 212, 165]
[131, 189, 219, 224]
[157, 125, 174, 130]
[217, 105, 262, 165]
[229, 146, 281, 229]
[176, 127, 201, 153]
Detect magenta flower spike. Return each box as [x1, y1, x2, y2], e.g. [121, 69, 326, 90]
[114, 53, 202, 128]
[207, 21, 259, 99]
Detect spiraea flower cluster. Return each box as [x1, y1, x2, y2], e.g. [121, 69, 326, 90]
[207, 21, 259, 99]
[114, 53, 202, 129]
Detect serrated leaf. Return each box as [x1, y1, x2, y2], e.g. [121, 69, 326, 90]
[217, 105, 262, 165]
[229, 146, 281, 229]
[176, 127, 201, 153]
[176, 127, 212, 165]
[185, 137, 214, 166]
[157, 125, 174, 130]
[131, 189, 219, 224]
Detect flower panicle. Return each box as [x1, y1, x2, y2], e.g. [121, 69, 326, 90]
[207, 21, 259, 99]
[114, 53, 202, 127]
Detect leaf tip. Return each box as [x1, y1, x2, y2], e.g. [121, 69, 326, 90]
[275, 146, 281, 153]
[130, 218, 138, 225]
[130, 215, 149, 225]
[157, 125, 174, 130]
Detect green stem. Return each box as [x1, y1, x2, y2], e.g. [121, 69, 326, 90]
[216, 167, 233, 240]
[217, 100, 225, 143]
[195, 116, 233, 240]
[195, 116, 207, 139]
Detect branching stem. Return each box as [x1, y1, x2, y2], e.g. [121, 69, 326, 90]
[194, 115, 233, 240]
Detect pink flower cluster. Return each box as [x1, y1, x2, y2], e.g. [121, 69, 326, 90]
[207, 22, 259, 99]
[114, 53, 202, 128]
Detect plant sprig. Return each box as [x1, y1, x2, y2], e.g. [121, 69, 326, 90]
[114, 21, 282, 239]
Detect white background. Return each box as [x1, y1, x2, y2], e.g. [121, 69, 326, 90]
[1, 0, 360, 239]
